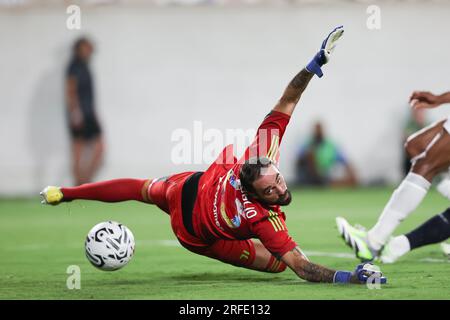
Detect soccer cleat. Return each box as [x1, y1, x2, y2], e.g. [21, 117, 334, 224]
[379, 238, 400, 264]
[40, 186, 63, 205]
[336, 217, 379, 262]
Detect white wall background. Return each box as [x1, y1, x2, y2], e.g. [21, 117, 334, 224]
[1, 2, 449, 195]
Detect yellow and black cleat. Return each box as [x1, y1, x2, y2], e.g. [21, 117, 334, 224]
[40, 186, 63, 205]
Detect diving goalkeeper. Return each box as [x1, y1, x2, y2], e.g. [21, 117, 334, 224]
[41, 26, 386, 285]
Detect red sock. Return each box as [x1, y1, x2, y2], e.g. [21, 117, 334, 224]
[61, 179, 147, 202]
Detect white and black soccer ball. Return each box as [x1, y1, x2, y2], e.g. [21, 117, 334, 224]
[84, 221, 135, 271]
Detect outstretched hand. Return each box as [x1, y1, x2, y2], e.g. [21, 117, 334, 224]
[306, 25, 344, 78]
[321, 25, 345, 64]
[352, 262, 387, 284]
[409, 91, 441, 110]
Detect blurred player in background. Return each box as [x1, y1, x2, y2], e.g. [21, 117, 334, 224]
[66, 37, 104, 186]
[42, 27, 385, 284]
[295, 121, 357, 187]
[337, 90, 450, 262]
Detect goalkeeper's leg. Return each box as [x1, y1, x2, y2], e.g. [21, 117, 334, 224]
[40, 176, 174, 211]
[41, 178, 154, 205]
[40, 173, 196, 217]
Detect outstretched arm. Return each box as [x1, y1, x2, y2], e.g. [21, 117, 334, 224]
[273, 69, 314, 117]
[273, 26, 344, 117]
[281, 247, 338, 283]
[281, 246, 386, 284]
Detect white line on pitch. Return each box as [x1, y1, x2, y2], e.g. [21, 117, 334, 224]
[303, 251, 355, 259]
[8, 240, 450, 263]
[419, 258, 450, 263]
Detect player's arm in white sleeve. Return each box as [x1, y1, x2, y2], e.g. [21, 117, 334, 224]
[273, 26, 344, 117]
[410, 91, 450, 110]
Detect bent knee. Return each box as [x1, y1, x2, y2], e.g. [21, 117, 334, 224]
[404, 139, 423, 159]
[412, 159, 440, 180]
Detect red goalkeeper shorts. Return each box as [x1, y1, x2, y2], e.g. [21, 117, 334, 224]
[146, 172, 256, 268]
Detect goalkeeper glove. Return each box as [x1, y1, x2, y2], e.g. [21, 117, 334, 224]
[333, 263, 387, 285]
[306, 25, 344, 78]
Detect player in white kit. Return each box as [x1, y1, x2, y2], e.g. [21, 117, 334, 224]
[336, 90, 450, 263]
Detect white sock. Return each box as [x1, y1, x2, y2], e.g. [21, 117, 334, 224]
[387, 235, 411, 258]
[437, 178, 450, 201]
[367, 173, 431, 250]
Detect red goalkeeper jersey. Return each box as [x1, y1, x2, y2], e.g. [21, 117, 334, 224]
[192, 111, 297, 258]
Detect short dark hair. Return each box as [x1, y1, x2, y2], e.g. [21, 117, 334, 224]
[72, 37, 91, 58]
[239, 157, 272, 194]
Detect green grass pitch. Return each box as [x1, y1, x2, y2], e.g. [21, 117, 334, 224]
[1, 187, 449, 300]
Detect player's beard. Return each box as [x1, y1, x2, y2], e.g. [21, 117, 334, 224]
[258, 190, 293, 206]
[277, 189, 292, 206]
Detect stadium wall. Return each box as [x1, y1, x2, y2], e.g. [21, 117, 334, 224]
[1, 2, 449, 195]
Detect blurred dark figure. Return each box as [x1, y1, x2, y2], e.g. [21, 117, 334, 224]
[296, 122, 357, 187]
[402, 108, 426, 175]
[66, 37, 104, 185]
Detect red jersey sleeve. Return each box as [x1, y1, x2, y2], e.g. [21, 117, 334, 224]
[239, 110, 291, 165]
[251, 211, 297, 259]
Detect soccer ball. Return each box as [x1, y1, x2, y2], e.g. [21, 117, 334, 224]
[84, 221, 135, 271]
